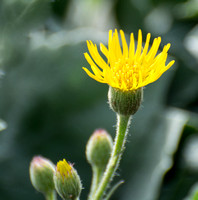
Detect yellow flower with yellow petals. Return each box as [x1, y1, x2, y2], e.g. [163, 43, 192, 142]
[83, 29, 175, 91]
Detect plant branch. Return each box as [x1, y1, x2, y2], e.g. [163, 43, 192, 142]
[92, 114, 131, 200]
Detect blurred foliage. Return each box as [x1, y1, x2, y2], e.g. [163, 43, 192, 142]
[0, 0, 198, 200]
[184, 182, 198, 200]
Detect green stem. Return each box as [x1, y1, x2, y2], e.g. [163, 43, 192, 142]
[45, 190, 57, 200]
[104, 180, 124, 200]
[88, 167, 103, 200]
[93, 114, 131, 200]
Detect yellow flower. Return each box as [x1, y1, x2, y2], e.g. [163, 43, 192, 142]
[83, 29, 175, 91]
[57, 159, 72, 180]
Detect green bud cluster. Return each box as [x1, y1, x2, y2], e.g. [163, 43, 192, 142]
[30, 156, 82, 200]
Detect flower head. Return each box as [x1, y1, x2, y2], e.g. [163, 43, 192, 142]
[54, 159, 82, 200]
[83, 29, 175, 91]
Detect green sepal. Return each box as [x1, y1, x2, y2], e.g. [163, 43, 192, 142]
[108, 87, 143, 116]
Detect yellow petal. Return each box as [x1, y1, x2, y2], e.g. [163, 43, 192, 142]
[135, 29, 142, 60]
[87, 41, 107, 70]
[146, 37, 161, 63]
[82, 67, 106, 83]
[100, 43, 109, 58]
[114, 29, 122, 59]
[140, 33, 151, 60]
[120, 30, 128, 58]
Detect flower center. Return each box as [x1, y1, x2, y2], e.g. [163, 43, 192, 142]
[111, 58, 140, 90]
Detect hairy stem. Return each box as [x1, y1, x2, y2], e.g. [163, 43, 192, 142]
[93, 114, 131, 200]
[88, 167, 104, 200]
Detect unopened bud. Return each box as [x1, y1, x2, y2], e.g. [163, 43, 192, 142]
[54, 159, 82, 200]
[108, 86, 143, 116]
[86, 129, 113, 169]
[29, 156, 55, 194]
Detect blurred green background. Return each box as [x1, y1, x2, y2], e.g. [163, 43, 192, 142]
[0, 0, 198, 199]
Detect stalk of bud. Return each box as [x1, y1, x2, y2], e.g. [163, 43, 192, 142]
[86, 129, 113, 199]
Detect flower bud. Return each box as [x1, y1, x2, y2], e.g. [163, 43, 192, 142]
[54, 159, 82, 200]
[108, 86, 143, 116]
[86, 129, 113, 169]
[29, 156, 55, 194]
